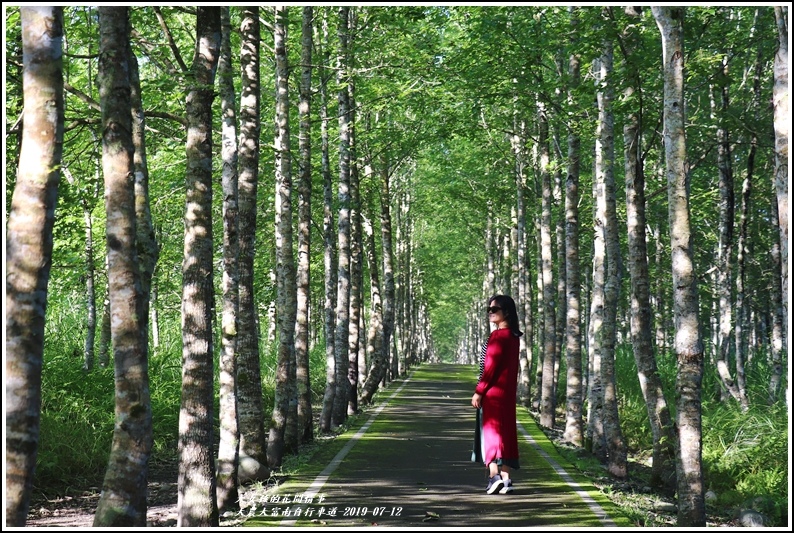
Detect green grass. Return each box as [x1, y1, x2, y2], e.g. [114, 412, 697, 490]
[30, 300, 789, 527]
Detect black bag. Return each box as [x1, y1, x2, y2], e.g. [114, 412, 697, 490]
[471, 407, 483, 463]
[471, 338, 488, 463]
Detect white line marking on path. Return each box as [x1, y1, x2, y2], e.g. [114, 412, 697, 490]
[517, 422, 617, 527]
[279, 373, 414, 526]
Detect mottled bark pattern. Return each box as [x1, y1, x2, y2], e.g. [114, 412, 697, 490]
[296, 5, 315, 444]
[379, 159, 396, 393]
[596, 39, 627, 478]
[5, 6, 64, 527]
[235, 7, 269, 483]
[129, 38, 158, 324]
[733, 145, 751, 411]
[773, 6, 788, 342]
[653, 6, 706, 527]
[538, 102, 557, 430]
[94, 7, 153, 527]
[318, 10, 338, 433]
[347, 72, 363, 417]
[269, 5, 299, 468]
[216, 6, 240, 513]
[360, 215, 386, 404]
[178, 6, 220, 527]
[332, 6, 352, 428]
[768, 190, 785, 401]
[511, 113, 532, 408]
[624, 107, 675, 489]
[712, 54, 741, 404]
[562, 6, 583, 447]
[587, 55, 607, 462]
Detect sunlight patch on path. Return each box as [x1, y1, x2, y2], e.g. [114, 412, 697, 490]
[518, 422, 616, 527]
[279, 373, 414, 526]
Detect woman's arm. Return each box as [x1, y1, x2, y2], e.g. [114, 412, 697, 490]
[474, 332, 507, 396]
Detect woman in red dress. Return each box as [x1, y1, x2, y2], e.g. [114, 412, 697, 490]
[471, 294, 522, 494]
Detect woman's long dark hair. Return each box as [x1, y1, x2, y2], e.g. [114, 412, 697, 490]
[489, 294, 524, 337]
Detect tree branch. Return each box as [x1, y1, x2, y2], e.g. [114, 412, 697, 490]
[64, 81, 101, 112]
[153, 6, 189, 74]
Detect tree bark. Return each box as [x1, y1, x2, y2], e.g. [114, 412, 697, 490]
[733, 24, 765, 411]
[596, 36, 627, 478]
[5, 6, 64, 526]
[347, 62, 363, 416]
[511, 106, 532, 408]
[552, 130, 566, 413]
[94, 7, 153, 526]
[332, 5, 352, 428]
[533, 231, 543, 412]
[733, 144, 751, 411]
[83, 197, 97, 371]
[177, 6, 220, 527]
[768, 181, 785, 402]
[98, 290, 111, 367]
[129, 29, 159, 343]
[216, 6, 240, 513]
[562, 6, 583, 447]
[393, 183, 404, 378]
[586, 55, 607, 461]
[360, 213, 387, 404]
[650, 218, 668, 356]
[296, 4, 315, 445]
[394, 186, 406, 381]
[379, 156, 396, 392]
[269, 5, 299, 468]
[69, 166, 100, 372]
[62, 165, 98, 372]
[318, 9, 338, 434]
[538, 101, 557, 430]
[235, 6, 269, 483]
[623, 93, 675, 490]
[711, 54, 743, 404]
[773, 6, 788, 343]
[652, 6, 706, 526]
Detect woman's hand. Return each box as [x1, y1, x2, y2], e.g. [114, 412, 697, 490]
[471, 392, 482, 409]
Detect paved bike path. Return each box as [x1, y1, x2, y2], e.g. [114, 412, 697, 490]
[245, 363, 632, 528]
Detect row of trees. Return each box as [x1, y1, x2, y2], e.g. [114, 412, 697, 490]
[5, 5, 788, 529]
[6, 5, 437, 527]
[442, 6, 788, 526]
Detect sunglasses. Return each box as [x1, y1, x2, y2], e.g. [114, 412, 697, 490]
[487, 306, 502, 314]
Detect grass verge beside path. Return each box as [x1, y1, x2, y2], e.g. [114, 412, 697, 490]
[515, 407, 631, 527]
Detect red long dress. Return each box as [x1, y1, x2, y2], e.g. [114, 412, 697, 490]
[475, 328, 520, 469]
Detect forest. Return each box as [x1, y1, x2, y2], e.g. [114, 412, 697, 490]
[4, 4, 789, 529]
